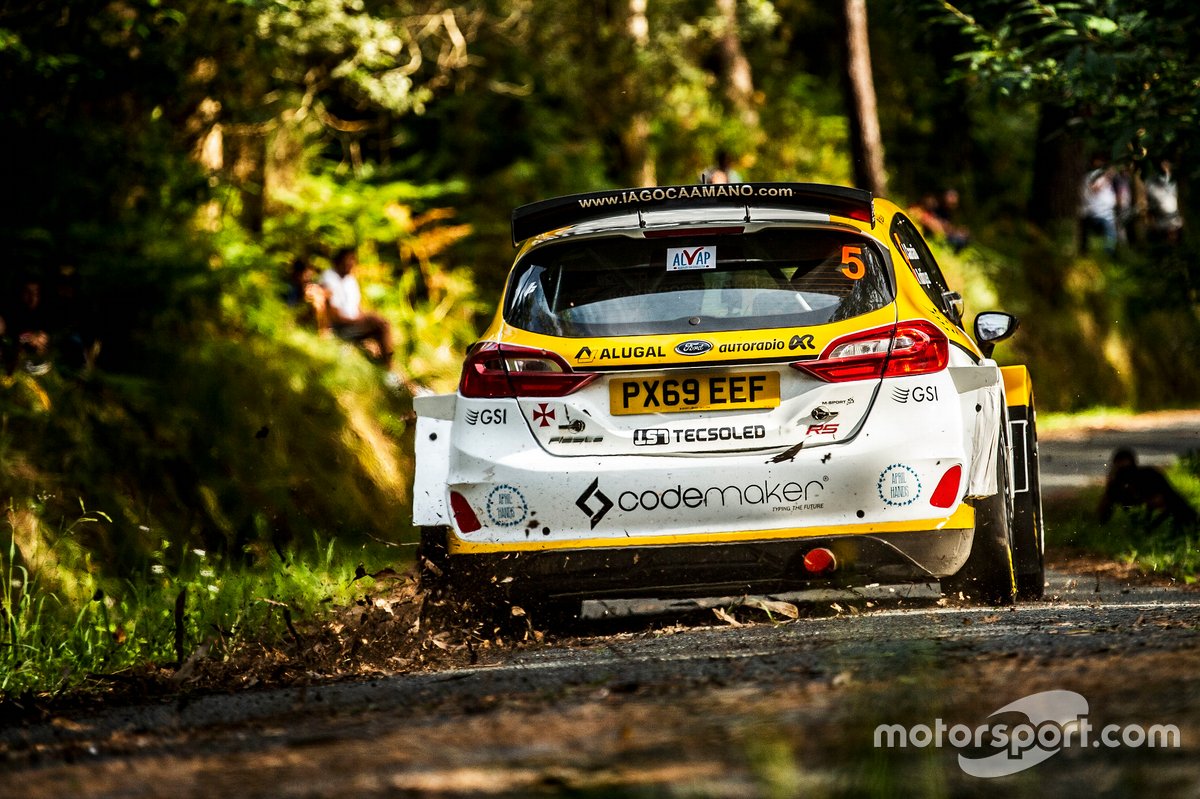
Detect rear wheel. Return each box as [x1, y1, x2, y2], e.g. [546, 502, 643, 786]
[417, 526, 512, 634]
[942, 422, 1017, 605]
[1010, 402, 1046, 600]
[522, 597, 584, 634]
[416, 525, 451, 593]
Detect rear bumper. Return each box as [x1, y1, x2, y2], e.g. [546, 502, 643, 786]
[445, 527, 973, 602]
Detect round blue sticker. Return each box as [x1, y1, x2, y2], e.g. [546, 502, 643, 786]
[878, 464, 921, 507]
[486, 484, 528, 528]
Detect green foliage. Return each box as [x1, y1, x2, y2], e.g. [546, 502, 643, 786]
[0, 0, 490, 596]
[261, 0, 469, 116]
[933, 0, 1200, 164]
[927, 219, 1200, 410]
[256, 169, 485, 389]
[0, 503, 381, 697]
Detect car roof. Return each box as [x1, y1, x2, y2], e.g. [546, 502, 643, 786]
[511, 182, 875, 246]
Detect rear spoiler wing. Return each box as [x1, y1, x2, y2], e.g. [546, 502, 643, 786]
[511, 182, 874, 245]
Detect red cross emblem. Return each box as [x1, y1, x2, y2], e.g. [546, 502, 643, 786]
[532, 403, 555, 427]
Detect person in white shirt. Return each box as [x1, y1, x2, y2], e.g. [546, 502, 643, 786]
[1146, 159, 1183, 246]
[701, 150, 743, 185]
[1079, 157, 1119, 254]
[320, 247, 395, 369]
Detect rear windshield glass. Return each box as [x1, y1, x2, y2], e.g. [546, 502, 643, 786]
[504, 228, 894, 337]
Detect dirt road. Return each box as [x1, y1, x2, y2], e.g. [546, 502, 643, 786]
[3, 569, 1198, 798]
[2, 414, 1199, 798]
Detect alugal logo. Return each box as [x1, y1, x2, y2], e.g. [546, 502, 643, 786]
[874, 690, 1181, 778]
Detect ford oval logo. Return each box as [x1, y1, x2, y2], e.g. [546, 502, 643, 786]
[675, 340, 713, 356]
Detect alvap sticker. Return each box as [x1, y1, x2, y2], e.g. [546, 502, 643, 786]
[667, 245, 716, 271]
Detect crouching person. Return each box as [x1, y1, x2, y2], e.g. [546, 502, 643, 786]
[320, 246, 395, 370]
[1098, 448, 1199, 533]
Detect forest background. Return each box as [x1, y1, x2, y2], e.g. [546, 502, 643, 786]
[1, 0, 1198, 693]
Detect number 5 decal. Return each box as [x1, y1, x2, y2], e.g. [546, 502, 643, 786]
[841, 245, 866, 280]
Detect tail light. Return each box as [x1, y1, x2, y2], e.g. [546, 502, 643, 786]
[449, 491, 482, 533]
[791, 321, 948, 383]
[930, 464, 963, 509]
[459, 342, 599, 398]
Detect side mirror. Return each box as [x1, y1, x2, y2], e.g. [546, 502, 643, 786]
[974, 311, 1019, 358]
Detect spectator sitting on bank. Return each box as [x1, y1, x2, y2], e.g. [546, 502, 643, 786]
[935, 188, 971, 252]
[909, 193, 948, 236]
[285, 257, 331, 335]
[701, 150, 743, 184]
[46, 264, 101, 373]
[1, 277, 51, 376]
[908, 191, 970, 252]
[320, 246, 397, 371]
[1098, 448, 1199, 533]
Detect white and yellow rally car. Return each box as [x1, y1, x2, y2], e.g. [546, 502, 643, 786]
[413, 183, 1044, 622]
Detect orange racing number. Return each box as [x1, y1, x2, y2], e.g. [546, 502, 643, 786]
[840, 245, 866, 280]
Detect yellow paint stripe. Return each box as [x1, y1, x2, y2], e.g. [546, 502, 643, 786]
[448, 504, 975, 554]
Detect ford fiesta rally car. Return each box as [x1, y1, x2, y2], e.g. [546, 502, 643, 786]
[413, 182, 1044, 623]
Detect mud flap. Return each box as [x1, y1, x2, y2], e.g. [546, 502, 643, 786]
[412, 394, 456, 526]
[950, 363, 1004, 498]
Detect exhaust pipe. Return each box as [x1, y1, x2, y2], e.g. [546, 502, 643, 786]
[803, 547, 837, 575]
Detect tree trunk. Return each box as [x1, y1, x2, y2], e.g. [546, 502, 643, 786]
[715, 0, 757, 126]
[227, 127, 266, 235]
[624, 0, 656, 187]
[841, 0, 887, 195]
[1028, 102, 1086, 229]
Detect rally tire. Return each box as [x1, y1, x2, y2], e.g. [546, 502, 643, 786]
[417, 526, 513, 635]
[941, 424, 1017, 605]
[416, 526, 451, 594]
[1010, 403, 1046, 600]
[524, 597, 585, 634]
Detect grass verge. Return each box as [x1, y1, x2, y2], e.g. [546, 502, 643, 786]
[1044, 455, 1200, 584]
[0, 511, 421, 700]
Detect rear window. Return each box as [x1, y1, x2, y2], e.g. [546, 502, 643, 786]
[504, 228, 894, 337]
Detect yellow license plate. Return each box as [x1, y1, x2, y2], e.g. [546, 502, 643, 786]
[609, 372, 780, 415]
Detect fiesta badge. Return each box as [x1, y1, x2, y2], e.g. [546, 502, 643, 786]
[675, 339, 713, 356]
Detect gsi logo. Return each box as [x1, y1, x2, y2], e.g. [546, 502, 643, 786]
[675, 340, 713, 356]
[892, 386, 939, 404]
[466, 408, 507, 426]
